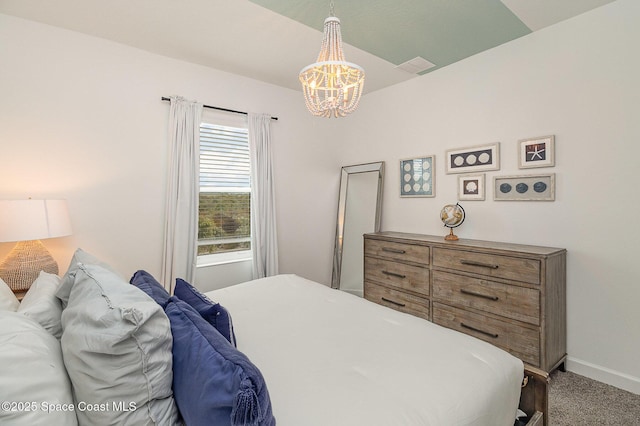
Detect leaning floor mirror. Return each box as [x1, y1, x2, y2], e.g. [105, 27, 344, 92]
[331, 161, 384, 296]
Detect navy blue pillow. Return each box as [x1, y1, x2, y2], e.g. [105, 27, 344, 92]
[165, 297, 275, 426]
[130, 270, 170, 307]
[174, 278, 236, 347]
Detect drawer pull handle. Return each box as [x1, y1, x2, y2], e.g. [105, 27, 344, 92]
[382, 270, 406, 279]
[381, 297, 406, 307]
[460, 260, 499, 269]
[382, 247, 406, 254]
[461, 322, 499, 339]
[461, 288, 499, 301]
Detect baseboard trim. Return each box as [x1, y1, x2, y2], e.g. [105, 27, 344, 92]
[566, 356, 640, 395]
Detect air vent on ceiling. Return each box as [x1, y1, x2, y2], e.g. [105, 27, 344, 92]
[396, 56, 436, 74]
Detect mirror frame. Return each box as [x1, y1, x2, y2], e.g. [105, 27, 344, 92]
[331, 161, 385, 290]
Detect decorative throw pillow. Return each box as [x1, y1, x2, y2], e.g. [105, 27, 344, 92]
[59, 263, 180, 425]
[0, 311, 78, 425]
[174, 278, 236, 347]
[130, 270, 171, 307]
[165, 296, 275, 426]
[0, 277, 20, 312]
[18, 271, 63, 338]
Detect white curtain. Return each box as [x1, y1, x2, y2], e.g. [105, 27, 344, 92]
[248, 113, 279, 279]
[161, 96, 203, 292]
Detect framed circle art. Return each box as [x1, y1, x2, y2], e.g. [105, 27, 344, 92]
[445, 143, 500, 174]
[494, 173, 555, 201]
[400, 155, 435, 197]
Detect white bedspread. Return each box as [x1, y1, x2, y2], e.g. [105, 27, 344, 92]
[208, 274, 523, 426]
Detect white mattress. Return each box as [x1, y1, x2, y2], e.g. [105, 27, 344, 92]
[208, 274, 523, 426]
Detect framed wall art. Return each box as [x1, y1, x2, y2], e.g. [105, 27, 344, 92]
[519, 135, 555, 169]
[400, 156, 435, 197]
[445, 143, 500, 174]
[458, 174, 485, 201]
[494, 173, 555, 201]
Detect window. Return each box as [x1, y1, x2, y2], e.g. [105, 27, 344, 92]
[198, 122, 251, 259]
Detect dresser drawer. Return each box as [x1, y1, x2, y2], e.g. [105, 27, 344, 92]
[365, 238, 429, 265]
[432, 271, 540, 326]
[432, 247, 541, 285]
[433, 302, 540, 366]
[364, 281, 430, 320]
[364, 256, 429, 297]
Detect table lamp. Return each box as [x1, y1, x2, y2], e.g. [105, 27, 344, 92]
[0, 199, 72, 294]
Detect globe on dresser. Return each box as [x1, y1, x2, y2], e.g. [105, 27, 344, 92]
[440, 203, 465, 241]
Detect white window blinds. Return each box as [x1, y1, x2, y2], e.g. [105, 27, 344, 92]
[199, 123, 250, 192]
[198, 121, 251, 256]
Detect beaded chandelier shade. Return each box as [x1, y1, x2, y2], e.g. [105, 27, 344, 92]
[0, 199, 72, 292]
[299, 12, 365, 118]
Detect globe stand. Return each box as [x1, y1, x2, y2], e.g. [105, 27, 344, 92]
[444, 228, 459, 241]
[440, 203, 465, 242]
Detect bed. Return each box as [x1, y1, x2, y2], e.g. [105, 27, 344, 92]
[208, 274, 524, 426]
[0, 248, 542, 426]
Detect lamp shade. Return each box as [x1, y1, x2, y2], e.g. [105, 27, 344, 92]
[0, 199, 72, 293]
[0, 199, 72, 243]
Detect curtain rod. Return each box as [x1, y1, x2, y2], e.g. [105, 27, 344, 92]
[161, 97, 278, 121]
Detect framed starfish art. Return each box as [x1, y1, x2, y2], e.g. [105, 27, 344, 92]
[519, 135, 555, 169]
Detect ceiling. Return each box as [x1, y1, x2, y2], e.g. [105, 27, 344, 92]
[0, 0, 617, 94]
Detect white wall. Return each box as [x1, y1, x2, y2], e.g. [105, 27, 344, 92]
[335, 0, 640, 393]
[0, 14, 339, 288]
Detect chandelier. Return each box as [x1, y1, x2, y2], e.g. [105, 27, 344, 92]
[299, 5, 365, 118]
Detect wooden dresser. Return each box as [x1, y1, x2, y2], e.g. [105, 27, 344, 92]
[364, 231, 566, 373]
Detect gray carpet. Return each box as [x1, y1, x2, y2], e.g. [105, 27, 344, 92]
[549, 370, 640, 425]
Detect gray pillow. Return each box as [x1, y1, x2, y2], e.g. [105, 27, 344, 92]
[18, 271, 63, 338]
[0, 277, 20, 311]
[0, 311, 77, 425]
[56, 248, 121, 308]
[59, 262, 180, 425]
